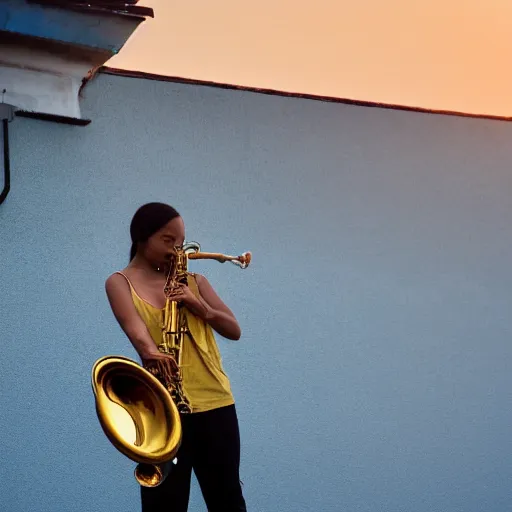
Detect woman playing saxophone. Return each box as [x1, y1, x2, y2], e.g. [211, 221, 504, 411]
[105, 202, 247, 512]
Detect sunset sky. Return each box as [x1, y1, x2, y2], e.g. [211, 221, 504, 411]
[107, 0, 512, 117]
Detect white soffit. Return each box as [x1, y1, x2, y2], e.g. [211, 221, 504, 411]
[0, 41, 99, 120]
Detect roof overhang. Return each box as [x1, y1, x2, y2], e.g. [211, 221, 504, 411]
[0, 0, 152, 123]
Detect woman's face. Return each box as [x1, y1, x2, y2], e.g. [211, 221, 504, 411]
[141, 216, 185, 267]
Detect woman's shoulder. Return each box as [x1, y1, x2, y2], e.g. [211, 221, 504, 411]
[188, 272, 208, 290]
[105, 268, 132, 288]
[188, 272, 208, 284]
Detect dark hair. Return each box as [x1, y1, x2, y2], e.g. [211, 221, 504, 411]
[129, 202, 180, 261]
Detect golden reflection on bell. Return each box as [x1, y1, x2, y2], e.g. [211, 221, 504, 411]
[108, 401, 138, 443]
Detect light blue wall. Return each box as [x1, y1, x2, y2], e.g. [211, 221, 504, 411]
[1, 72, 511, 512]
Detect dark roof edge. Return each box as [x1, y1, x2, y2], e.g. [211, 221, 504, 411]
[15, 111, 91, 126]
[100, 66, 512, 123]
[26, 1, 154, 19]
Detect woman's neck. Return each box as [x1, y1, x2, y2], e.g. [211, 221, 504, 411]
[129, 254, 165, 274]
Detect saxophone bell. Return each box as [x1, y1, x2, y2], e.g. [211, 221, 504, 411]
[91, 356, 182, 488]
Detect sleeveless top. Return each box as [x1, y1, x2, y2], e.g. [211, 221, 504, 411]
[115, 271, 235, 413]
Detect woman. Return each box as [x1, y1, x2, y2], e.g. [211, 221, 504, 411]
[105, 202, 247, 512]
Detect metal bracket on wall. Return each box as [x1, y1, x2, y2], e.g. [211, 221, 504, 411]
[0, 94, 16, 206]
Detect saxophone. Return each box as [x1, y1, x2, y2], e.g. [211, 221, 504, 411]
[144, 242, 199, 415]
[92, 242, 251, 487]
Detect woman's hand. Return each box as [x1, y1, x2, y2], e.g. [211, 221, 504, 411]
[166, 283, 210, 318]
[140, 350, 180, 381]
[166, 275, 242, 341]
[141, 349, 178, 367]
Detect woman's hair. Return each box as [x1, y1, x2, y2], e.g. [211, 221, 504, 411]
[129, 202, 180, 261]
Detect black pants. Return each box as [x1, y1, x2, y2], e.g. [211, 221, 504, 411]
[141, 404, 247, 512]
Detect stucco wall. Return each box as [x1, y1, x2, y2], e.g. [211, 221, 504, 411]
[1, 72, 511, 512]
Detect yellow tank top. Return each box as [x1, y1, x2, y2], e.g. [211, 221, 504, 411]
[116, 272, 235, 413]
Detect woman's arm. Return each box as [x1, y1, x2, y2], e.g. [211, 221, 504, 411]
[187, 274, 242, 341]
[105, 273, 163, 360]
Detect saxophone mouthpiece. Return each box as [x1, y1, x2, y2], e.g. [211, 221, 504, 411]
[240, 252, 252, 268]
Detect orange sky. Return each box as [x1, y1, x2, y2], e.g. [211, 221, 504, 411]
[108, 0, 512, 117]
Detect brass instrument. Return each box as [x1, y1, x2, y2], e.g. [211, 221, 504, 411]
[92, 242, 251, 487]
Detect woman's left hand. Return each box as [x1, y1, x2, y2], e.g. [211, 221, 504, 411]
[167, 283, 208, 316]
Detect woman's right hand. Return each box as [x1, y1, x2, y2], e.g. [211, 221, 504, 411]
[141, 350, 177, 365]
[141, 350, 180, 380]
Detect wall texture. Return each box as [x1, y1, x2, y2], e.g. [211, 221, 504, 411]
[1, 72, 511, 512]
